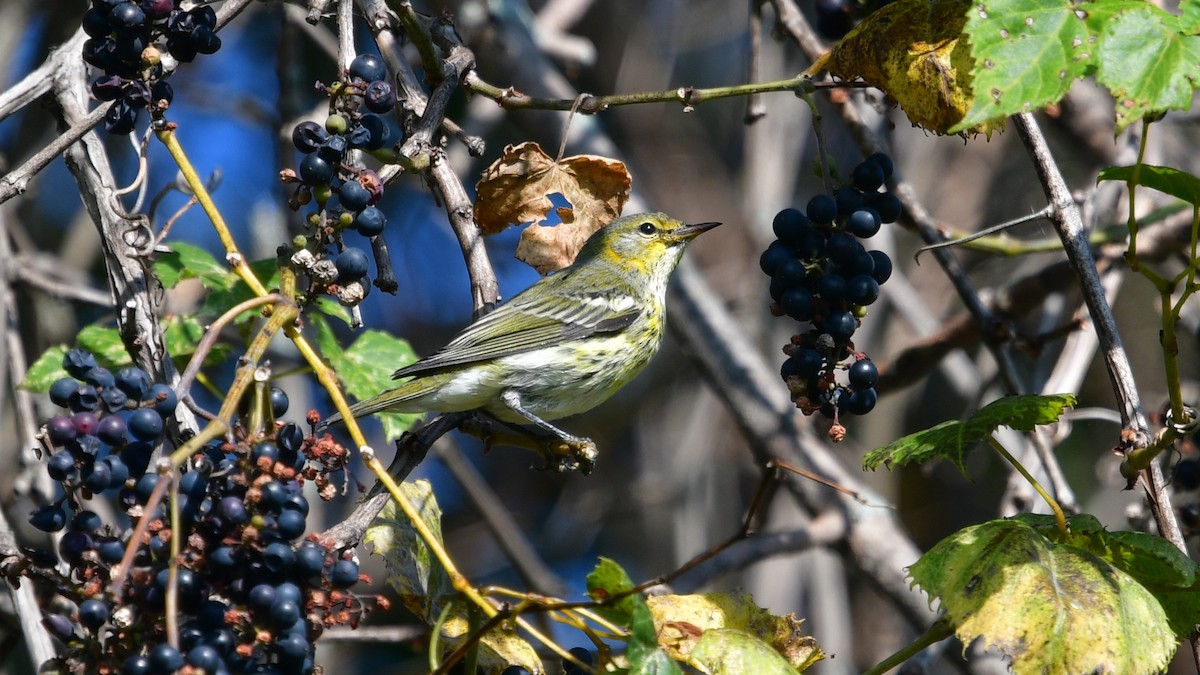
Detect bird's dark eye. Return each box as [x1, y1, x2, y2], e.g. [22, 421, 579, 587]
[638, 222, 657, 235]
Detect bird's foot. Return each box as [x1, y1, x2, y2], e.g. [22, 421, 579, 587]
[538, 437, 598, 475]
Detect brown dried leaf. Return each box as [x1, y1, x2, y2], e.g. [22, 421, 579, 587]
[474, 141, 632, 273]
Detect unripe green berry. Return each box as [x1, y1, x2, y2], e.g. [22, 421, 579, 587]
[326, 114, 348, 135]
[312, 184, 333, 204]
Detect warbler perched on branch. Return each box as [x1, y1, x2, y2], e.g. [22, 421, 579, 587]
[319, 212, 719, 471]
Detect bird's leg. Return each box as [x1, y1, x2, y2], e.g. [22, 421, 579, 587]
[499, 391, 598, 474]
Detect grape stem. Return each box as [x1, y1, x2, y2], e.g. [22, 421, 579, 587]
[862, 617, 955, 675]
[988, 437, 1067, 535]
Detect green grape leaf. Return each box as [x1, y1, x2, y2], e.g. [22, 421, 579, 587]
[862, 393, 1076, 477]
[647, 592, 824, 671]
[689, 629, 801, 675]
[909, 517, 1177, 674]
[1183, 0, 1200, 32]
[586, 558, 683, 675]
[953, 0, 1091, 133]
[20, 345, 70, 392]
[314, 317, 419, 439]
[152, 242, 233, 291]
[364, 482, 542, 673]
[77, 325, 133, 369]
[313, 296, 353, 327]
[1095, 7, 1200, 132]
[200, 257, 280, 323]
[1097, 164, 1200, 206]
[813, 0, 1004, 136]
[163, 315, 230, 368]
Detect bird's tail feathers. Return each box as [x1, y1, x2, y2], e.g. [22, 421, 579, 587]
[314, 378, 438, 432]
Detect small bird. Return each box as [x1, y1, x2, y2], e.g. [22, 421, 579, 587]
[320, 212, 719, 470]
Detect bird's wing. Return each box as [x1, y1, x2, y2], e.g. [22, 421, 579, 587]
[392, 280, 642, 379]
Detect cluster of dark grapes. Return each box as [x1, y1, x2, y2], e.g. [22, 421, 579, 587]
[761, 154, 899, 439]
[82, 0, 222, 134]
[15, 350, 378, 674]
[283, 53, 398, 308]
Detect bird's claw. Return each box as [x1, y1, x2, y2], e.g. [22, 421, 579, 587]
[537, 438, 597, 475]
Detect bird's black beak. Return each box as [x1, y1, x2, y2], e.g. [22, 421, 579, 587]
[677, 221, 721, 240]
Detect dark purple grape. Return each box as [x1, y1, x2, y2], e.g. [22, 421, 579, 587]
[101, 387, 129, 413]
[71, 510, 103, 533]
[121, 654, 152, 675]
[276, 582, 302, 604]
[264, 542, 296, 573]
[97, 414, 128, 446]
[186, 645, 222, 671]
[502, 667, 532, 675]
[806, 194, 837, 224]
[298, 153, 334, 186]
[217, 496, 247, 524]
[772, 208, 810, 246]
[141, 0, 174, 19]
[869, 250, 892, 284]
[59, 531, 93, 565]
[78, 598, 110, 630]
[825, 232, 859, 266]
[564, 646, 595, 673]
[50, 377, 80, 408]
[317, 134, 348, 163]
[780, 288, 814, 321]
[357, 113, 391, 150]
[364, 80, 395, 113]
[189, 5, 217, 29]
[128, 408, 163, 441]
[44, 614, 76, 642]
[292, 120, 327, 153]
[759, 241, 791, 276]
[793, 348, 823, 378]
[102, 455, 130, 486]
[146, 383, 177, 415]
[166, 34, 198, 62]
[107, 2, 145, 31]
[846, 208, 881, 238]
[113, 34, 149, 63]
[70, 385, 101, 412]
[260, 481, 288, 511]
[866, 152, 894, 180]
[63, 349, 98, 380]
[30, 504, 67, 532]
[150, 80, 173, 106]
[148, 643, 184, 674]
[845, 387, 878, 415]
[192, 25, 221, 54]
[276, 632, 310, 666]
[335, 248, 370, 282]
[104, 98, 138, 134]
[329, 559, 359, 588]
[115, 366, 151, 399]
[47, 415, 77, 445]
[848, 359, 879, 388]
[278, 423, 305, 455]
[284, 492, 309, 516]
[269, 598, 301, 629]
[84, 460, 113, 492]
[851, 160, 885, 192]
[134, 473, 161, 501]
[868, 192, 902, 224]
[277, 509, 306, 540]
[818, 274, 847, 305]
[210, 546, 236, 570]
[97, 537, 125, 563]
[823, 311, 857, 340]
[252, 442, 279, 464]
[834, 187, 864, 218]
[847, 274, 880, 305]
[295, 542, 325, 578]
[338, 181, 372, 212]
[91, 75, 127, 101]
[353, 206, 386, 237]
[82, 37, 118, 69]
[179, 626, 204, 652]
[769, 276, 786, 303]
[775, 258, 807, 289]
[179, 469, 206, 500]
[248, 584, 277, 613]
[349, 53, 387, 82]
[84, 366, 115, 389]
[83, 7, 113, 37]
[47, 452, 76, 481]
[270, 386, 289, 418]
